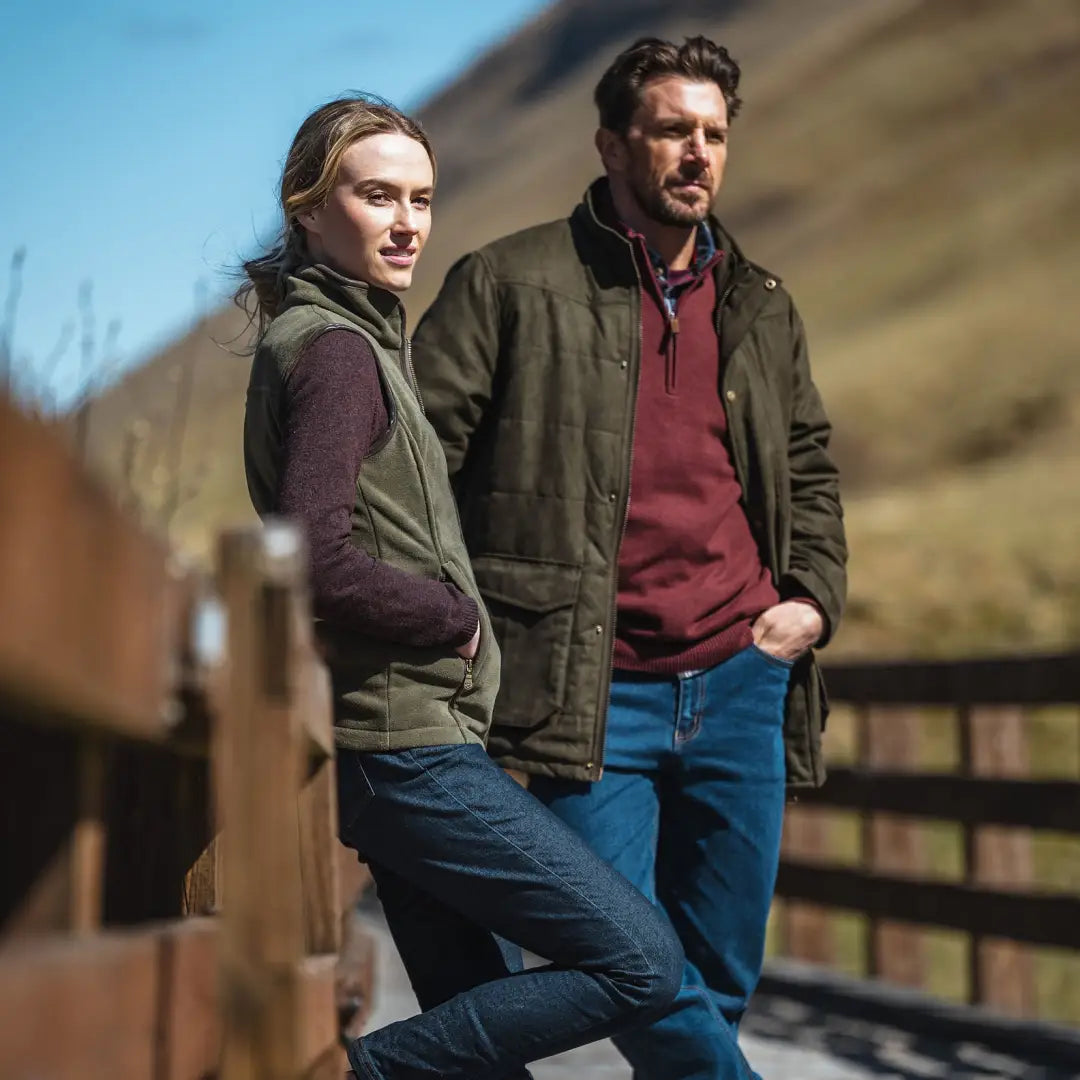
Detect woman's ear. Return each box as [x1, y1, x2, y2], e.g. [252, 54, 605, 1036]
[297, 208, 320, 237]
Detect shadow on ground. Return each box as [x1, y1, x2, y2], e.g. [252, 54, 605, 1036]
[744, 991, 1080, 1080]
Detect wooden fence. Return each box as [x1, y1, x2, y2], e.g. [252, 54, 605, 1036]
[5, 389, 1080, 1074]
[0, 395, 354, 1079]
[777, 653, 1080, 1017]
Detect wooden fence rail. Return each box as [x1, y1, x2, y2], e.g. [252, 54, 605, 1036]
[0, 396, 349, 1079]
[778, 652, 1080, 1017]
[5, 391, 1080, 1070]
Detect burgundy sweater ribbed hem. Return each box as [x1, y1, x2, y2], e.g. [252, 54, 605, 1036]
[612, 617, 754, 675]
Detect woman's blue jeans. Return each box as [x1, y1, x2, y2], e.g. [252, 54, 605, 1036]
[337, 742, 685, 1079]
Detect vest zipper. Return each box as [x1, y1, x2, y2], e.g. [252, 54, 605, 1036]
[404, 337, 425, 415]
[448, 656, 474, 711]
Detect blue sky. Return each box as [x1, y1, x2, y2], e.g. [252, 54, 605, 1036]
[0, 0, 549, 406]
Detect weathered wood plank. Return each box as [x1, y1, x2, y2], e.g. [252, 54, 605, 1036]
[0, 397, 186, 740]
[775, 861, 1080, 948]
[966, 705, 1037, 1016]
[300, 756, 342, 956]
[862, 706, 925, 989]
[803, 769, 1080, 832]
[0, 918, 218, 1080]
[780, 805, 835, 966]
[823, 654, 1080, 706]
[218, 523, 329, 1080]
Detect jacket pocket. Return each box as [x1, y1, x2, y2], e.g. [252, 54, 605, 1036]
[783, 651, 827, 789]
[469, 555, 580, 728]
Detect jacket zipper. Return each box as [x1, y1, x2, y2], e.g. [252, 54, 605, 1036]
[716, 278, 743, 486]
[716, 274, 782, 581]
[585, 194, 644, 781]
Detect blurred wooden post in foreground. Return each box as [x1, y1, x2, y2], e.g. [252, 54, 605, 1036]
[218, 522, 345, 1080]
[0, 396, 356, 1078]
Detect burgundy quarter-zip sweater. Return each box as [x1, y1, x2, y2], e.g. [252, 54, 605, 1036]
[612, 226, 779, 675]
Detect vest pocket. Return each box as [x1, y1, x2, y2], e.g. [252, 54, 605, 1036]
[469, 556, 580, 728]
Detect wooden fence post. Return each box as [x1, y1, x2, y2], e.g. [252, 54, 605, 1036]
[862, 705, 925, 988]
[218, 522, 312, 1080]
[962, 705, 1036, 1014]
[780, 803, 834, 966]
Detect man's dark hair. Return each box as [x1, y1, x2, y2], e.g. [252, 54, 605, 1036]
[594, 36, 742, 134]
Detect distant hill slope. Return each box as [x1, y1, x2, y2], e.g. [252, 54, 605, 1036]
[83, 0, 1080, 658]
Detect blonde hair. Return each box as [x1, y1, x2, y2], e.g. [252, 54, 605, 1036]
[235, 93, 436, 338]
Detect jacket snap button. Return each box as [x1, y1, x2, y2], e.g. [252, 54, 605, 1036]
[619, 360, 628, 370]
[726, 389, 737, 402]
[764, 278, 777, 290]
[608, 492, 617, 503]
[594, 624, 603, 635]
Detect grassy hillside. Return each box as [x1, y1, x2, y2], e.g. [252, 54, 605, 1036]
[82, 0, 1080, 660]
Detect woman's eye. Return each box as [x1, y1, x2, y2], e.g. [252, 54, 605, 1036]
[366, 191, 390, 204]
[413, 197, 431, 209]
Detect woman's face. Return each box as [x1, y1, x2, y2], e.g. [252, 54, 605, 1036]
[300, 132, 433, 292]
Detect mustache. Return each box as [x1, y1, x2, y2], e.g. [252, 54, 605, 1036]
[668, 173, 712, 188]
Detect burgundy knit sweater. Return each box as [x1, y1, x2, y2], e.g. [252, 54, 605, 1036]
[613, 228, 779, 674]
[276, 329, 478, 649]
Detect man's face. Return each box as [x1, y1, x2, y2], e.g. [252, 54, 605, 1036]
[615, 76, 729, 227]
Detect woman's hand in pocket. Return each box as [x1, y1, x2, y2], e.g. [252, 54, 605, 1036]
[455, 621, 480, 660]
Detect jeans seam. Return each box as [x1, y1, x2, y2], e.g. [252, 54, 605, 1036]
[346, 1035, 385, 1079]
[403, 748, 657, 982]
[682, 984, 754, 1080]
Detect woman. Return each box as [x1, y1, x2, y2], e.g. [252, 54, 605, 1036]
[240, 94, 683, 1080]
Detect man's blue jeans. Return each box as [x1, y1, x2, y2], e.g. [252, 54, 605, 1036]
[531, 644, 791, 1080]
[337, 742, 684, 1080]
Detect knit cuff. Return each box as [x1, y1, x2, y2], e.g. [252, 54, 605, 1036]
[446, 591, 480, 648]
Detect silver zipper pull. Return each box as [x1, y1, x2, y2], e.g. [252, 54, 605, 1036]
[463, 658, 474, 692]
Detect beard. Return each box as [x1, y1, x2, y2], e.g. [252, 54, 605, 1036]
[629, 169, 712, 228]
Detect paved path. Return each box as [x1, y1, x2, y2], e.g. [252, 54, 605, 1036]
[357, 907, 1076, 1079]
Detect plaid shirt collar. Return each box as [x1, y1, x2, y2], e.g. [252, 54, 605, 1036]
[646, 223, 717, 288]
[593, 181, 721, 315]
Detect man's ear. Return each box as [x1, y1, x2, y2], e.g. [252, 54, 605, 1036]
[595, 127, 628, 175]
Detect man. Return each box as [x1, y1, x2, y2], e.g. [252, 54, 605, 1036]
[413, 36, 847, 1080]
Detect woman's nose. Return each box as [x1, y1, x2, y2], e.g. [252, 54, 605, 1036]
[393, 203, 420, 235]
